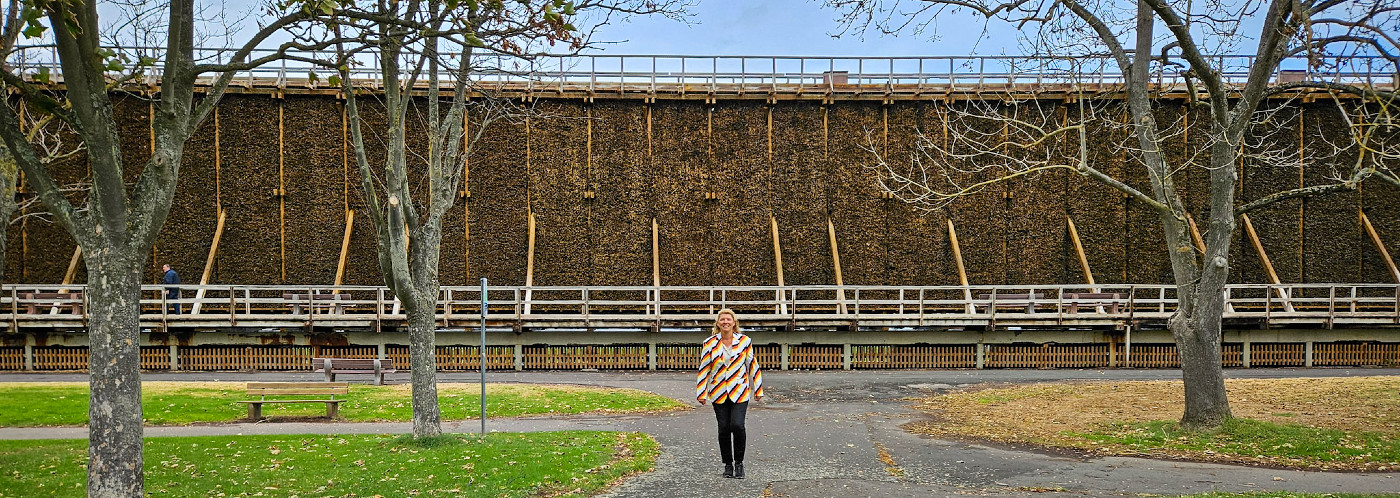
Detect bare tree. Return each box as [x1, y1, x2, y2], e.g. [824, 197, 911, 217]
[831, 0, 1399, 429]
[0, 0, 372, 493]
[310, 0, 687, 439]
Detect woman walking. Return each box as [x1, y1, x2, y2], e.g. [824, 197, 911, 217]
[696, 308, 764, 479]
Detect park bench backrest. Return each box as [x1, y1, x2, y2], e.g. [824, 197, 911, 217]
[246, 382, 349, 400]
[283, 293, 350, 301]
[313, 358, 394, 371]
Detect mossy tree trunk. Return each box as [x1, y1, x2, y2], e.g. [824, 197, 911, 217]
[0, 1, 313, 492]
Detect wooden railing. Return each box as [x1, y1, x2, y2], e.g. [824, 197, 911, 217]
[3, 283, 1399, 330]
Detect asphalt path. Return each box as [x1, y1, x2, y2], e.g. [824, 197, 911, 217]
[3, 368, 1398, 497]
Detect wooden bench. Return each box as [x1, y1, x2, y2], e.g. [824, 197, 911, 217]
[1061, 292, 1127, 314]
[314, 357, 396, 385]
[975, 293, 1045, 313]
[17, 291, 84, 314]
[237, 382, 348, 419]
[284, 293, 355, 314]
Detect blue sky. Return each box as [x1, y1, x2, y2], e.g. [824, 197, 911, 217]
[581, 1, 1028, 56]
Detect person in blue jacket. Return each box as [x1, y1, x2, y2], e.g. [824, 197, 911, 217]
[162, 264, 181, 314]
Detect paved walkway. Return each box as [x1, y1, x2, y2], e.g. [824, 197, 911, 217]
[4, 368, 1399, 497]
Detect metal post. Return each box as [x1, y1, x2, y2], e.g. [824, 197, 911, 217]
[480, 277, 488, 435]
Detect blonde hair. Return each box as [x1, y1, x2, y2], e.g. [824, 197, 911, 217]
[711, 308, 740, 336]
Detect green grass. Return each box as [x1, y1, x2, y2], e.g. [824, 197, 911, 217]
[1077, 418, 1400, 470]
[0, 431, 658, 497]
[0, 382, 686, 427]
[1176, 493, 1395, 498]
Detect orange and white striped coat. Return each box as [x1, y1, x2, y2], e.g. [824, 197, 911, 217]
[696, 333, 764, 404]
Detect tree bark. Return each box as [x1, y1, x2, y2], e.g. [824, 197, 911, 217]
[83, 254, 144, 497]
[406, 299, 442, 438]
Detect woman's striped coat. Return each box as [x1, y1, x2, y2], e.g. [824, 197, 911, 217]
[696, 333, 765, 403]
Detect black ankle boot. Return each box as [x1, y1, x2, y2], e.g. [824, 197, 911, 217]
[723, 463, 734, 478]
[734, 461, 745, 479]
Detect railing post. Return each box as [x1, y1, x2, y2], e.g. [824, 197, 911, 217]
[647, 341, 656, 371]
[23, 338, 33, 371]
[842, 343, 852, 371]
[780, 343, 789, 371]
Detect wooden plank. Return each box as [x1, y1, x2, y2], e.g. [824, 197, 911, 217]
[470, 106, 476, 275]
[278, 100, 287, 283]
[1187, 213, 1207, 253]
[215, 107, 222, 207]
[525, 211, 536, 314]
[333, 210, 355, 288]
[827, 217, 847, 314]
[652, 217, 660, 287]
[948, 219, 973, 312]
[191, 208, 228, 314]
[59, 246, 81, 287]
[770, 214, 785, 286]
[1241, 213, 1293, 310]
[1066, 216, 1095, 286]
[1360, 211, 1400, 283]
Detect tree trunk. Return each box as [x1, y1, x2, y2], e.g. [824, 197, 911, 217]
[84, 254, 144, 497]
[406, 299, 442, 438]
[1174, 310, 1231, 429]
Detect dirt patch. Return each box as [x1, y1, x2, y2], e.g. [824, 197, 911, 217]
[906, 376, 1400, 471]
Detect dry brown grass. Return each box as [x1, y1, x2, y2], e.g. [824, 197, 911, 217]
[907, 376, 1400, 470]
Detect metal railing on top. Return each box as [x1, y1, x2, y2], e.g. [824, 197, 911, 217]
[2, 283, 1399, 328]
[6, 46, 1396, 94]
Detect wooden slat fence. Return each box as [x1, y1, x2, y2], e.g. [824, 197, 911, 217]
[1124, 344, 1180, 368]
[853, 345, 978, 369]
[17, 341, 1394, 371]
[246, 346, 314, 371]
[755, 345, 780, 369]
[33, 346, 86, 370]
[435, 346, 515, 370]
[179, 346, 249, 371]
[522, 345, 648, 370]
[656, 345, 700, 369]
[986, 344, 1110, 368]
[0, 347, 22, 370]
[315, 346, 378, 359]
[1249, 343, 1305, 367]
[1221, 344, 1243, 367]
[385, 346, 410, 367]
[788, 345, 842, 369]
[140, 346, 171, 371]
[1314, 342, 1400, 366]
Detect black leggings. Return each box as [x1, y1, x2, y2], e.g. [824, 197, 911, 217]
[712, 401, 748, 464]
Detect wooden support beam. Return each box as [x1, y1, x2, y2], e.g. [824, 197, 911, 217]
[334, 210, 355, 288]
[60, 246, 81, 287]
[191, 209, 228, 314]
[1066, 216, 1095, 286]
[828, 217, 847, 314]
[651, 217, 661, 287]
[770, 213, 787, 314]
[54, 246, 83, 312]
[524, 211, 536, 314]
[1241, 213, 1294, 311]
[770, 214, 785, 286]
[1360, 211, 1400, 283]
[651, 217, 661, 314]
[947, 219, 973, 312]
[1187, 214, 1207, 253]
[470, 106, 476, 275]
[214, 107, 222, 207]
[278, 100, 287, 283]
